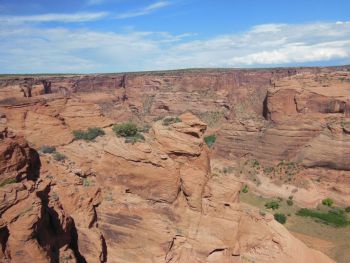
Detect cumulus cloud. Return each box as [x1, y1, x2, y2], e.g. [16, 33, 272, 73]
[0, 12, 108, 23]
[0, 21, 349, 73]
[116, 1, 171, 19]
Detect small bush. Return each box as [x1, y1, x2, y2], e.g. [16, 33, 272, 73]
[73, 127, 105, 141]
[40, 145, 56, 154]
[345, 207, 350, 213]
[287, 199, 293, 206]
[265, 201, 280, 210]
[113, 122, 138, 137]
[322, 198, 334, 207]
[53, 152, 66, 162]
[296, 208, 349, 227]
[162, 116, 181, 126]
[113, 122, 146, 144]
[204, 135, 216, 148]
[274, 213, 287, 224]
[242, 185, 249, 193]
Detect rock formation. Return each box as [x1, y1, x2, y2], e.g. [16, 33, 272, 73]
[0, 66, 349, 262]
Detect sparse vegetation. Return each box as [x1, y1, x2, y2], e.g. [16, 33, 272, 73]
[83, 179, 90, 187]
[40, 145, 56, 154]
[345, 207, 350, 213]
[113, 122, 145, 144]
[162, 116, 181, 126]
[222, 166, 234, 174]
[204, 134, 216, 148]
[274, 213, 287, 224]
[296, 208, 349, 227]
[73, 127, 105, 141]
[0, 178, 17, 188]
[286, 196, 294, 206]
[265, 201, 280, 210]
[197, 111, 225, 127]
[242, 185, 249, 193]
[287, 199, 294, 206]
[322, 198, 334, 207]
[53, 151, 66, 162]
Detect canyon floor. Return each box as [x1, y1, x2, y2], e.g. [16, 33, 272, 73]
[0, 67, 349, 262]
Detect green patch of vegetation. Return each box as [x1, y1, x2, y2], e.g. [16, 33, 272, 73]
[73, 127, 105, 141]
[162, 116, 181, 126]
[0, 178, 17, 188]
[53, 151, 66, 162]
[113, 122, 145, 144]
[204, 134, 216, 148]
[40, 145, 56, 154]
[242, 185, 249, 193]
[287, 199, 294, 206]
[113, 122, 138, 137]
[274, 213, 287, 224]
[296, 208, 349, 227]
[322, 198, 334, 207]
[345, 207, 350, 213]
[265, 201, 280, 210]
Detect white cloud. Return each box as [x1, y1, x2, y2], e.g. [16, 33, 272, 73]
[0, 12, 108, 23]
[116, 1, 171, 19]
[0, 21, 349, 73]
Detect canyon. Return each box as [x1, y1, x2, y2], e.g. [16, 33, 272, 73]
[0, 66, 349, 262]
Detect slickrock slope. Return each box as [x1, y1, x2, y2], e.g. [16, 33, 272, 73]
[0, 114, 334, 263]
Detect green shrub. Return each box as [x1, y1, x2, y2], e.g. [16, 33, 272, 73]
[40, 145, 56, 154]
[287, 199, 293, 206]
[242, 185, 249, 193]
[204, 135, 216, 148]
[345, 207, 350, 213]
[53, 152, 66, 162]
[296, 208, 349, 227]
[0, 178, 17, 188]
[162, 116, 181, 126]
[113, 122, 138, 137]
[274, 213, 287, 224]
[322, 198, 334, 207]
[73, 127, 105, 141]
[265, 201, 280, 210]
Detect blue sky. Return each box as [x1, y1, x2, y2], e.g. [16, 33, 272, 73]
[1, 0, 350, 73]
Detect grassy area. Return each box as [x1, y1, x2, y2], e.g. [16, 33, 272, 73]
[296, 208, 349, 227]
[240, 191, 350, 263]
